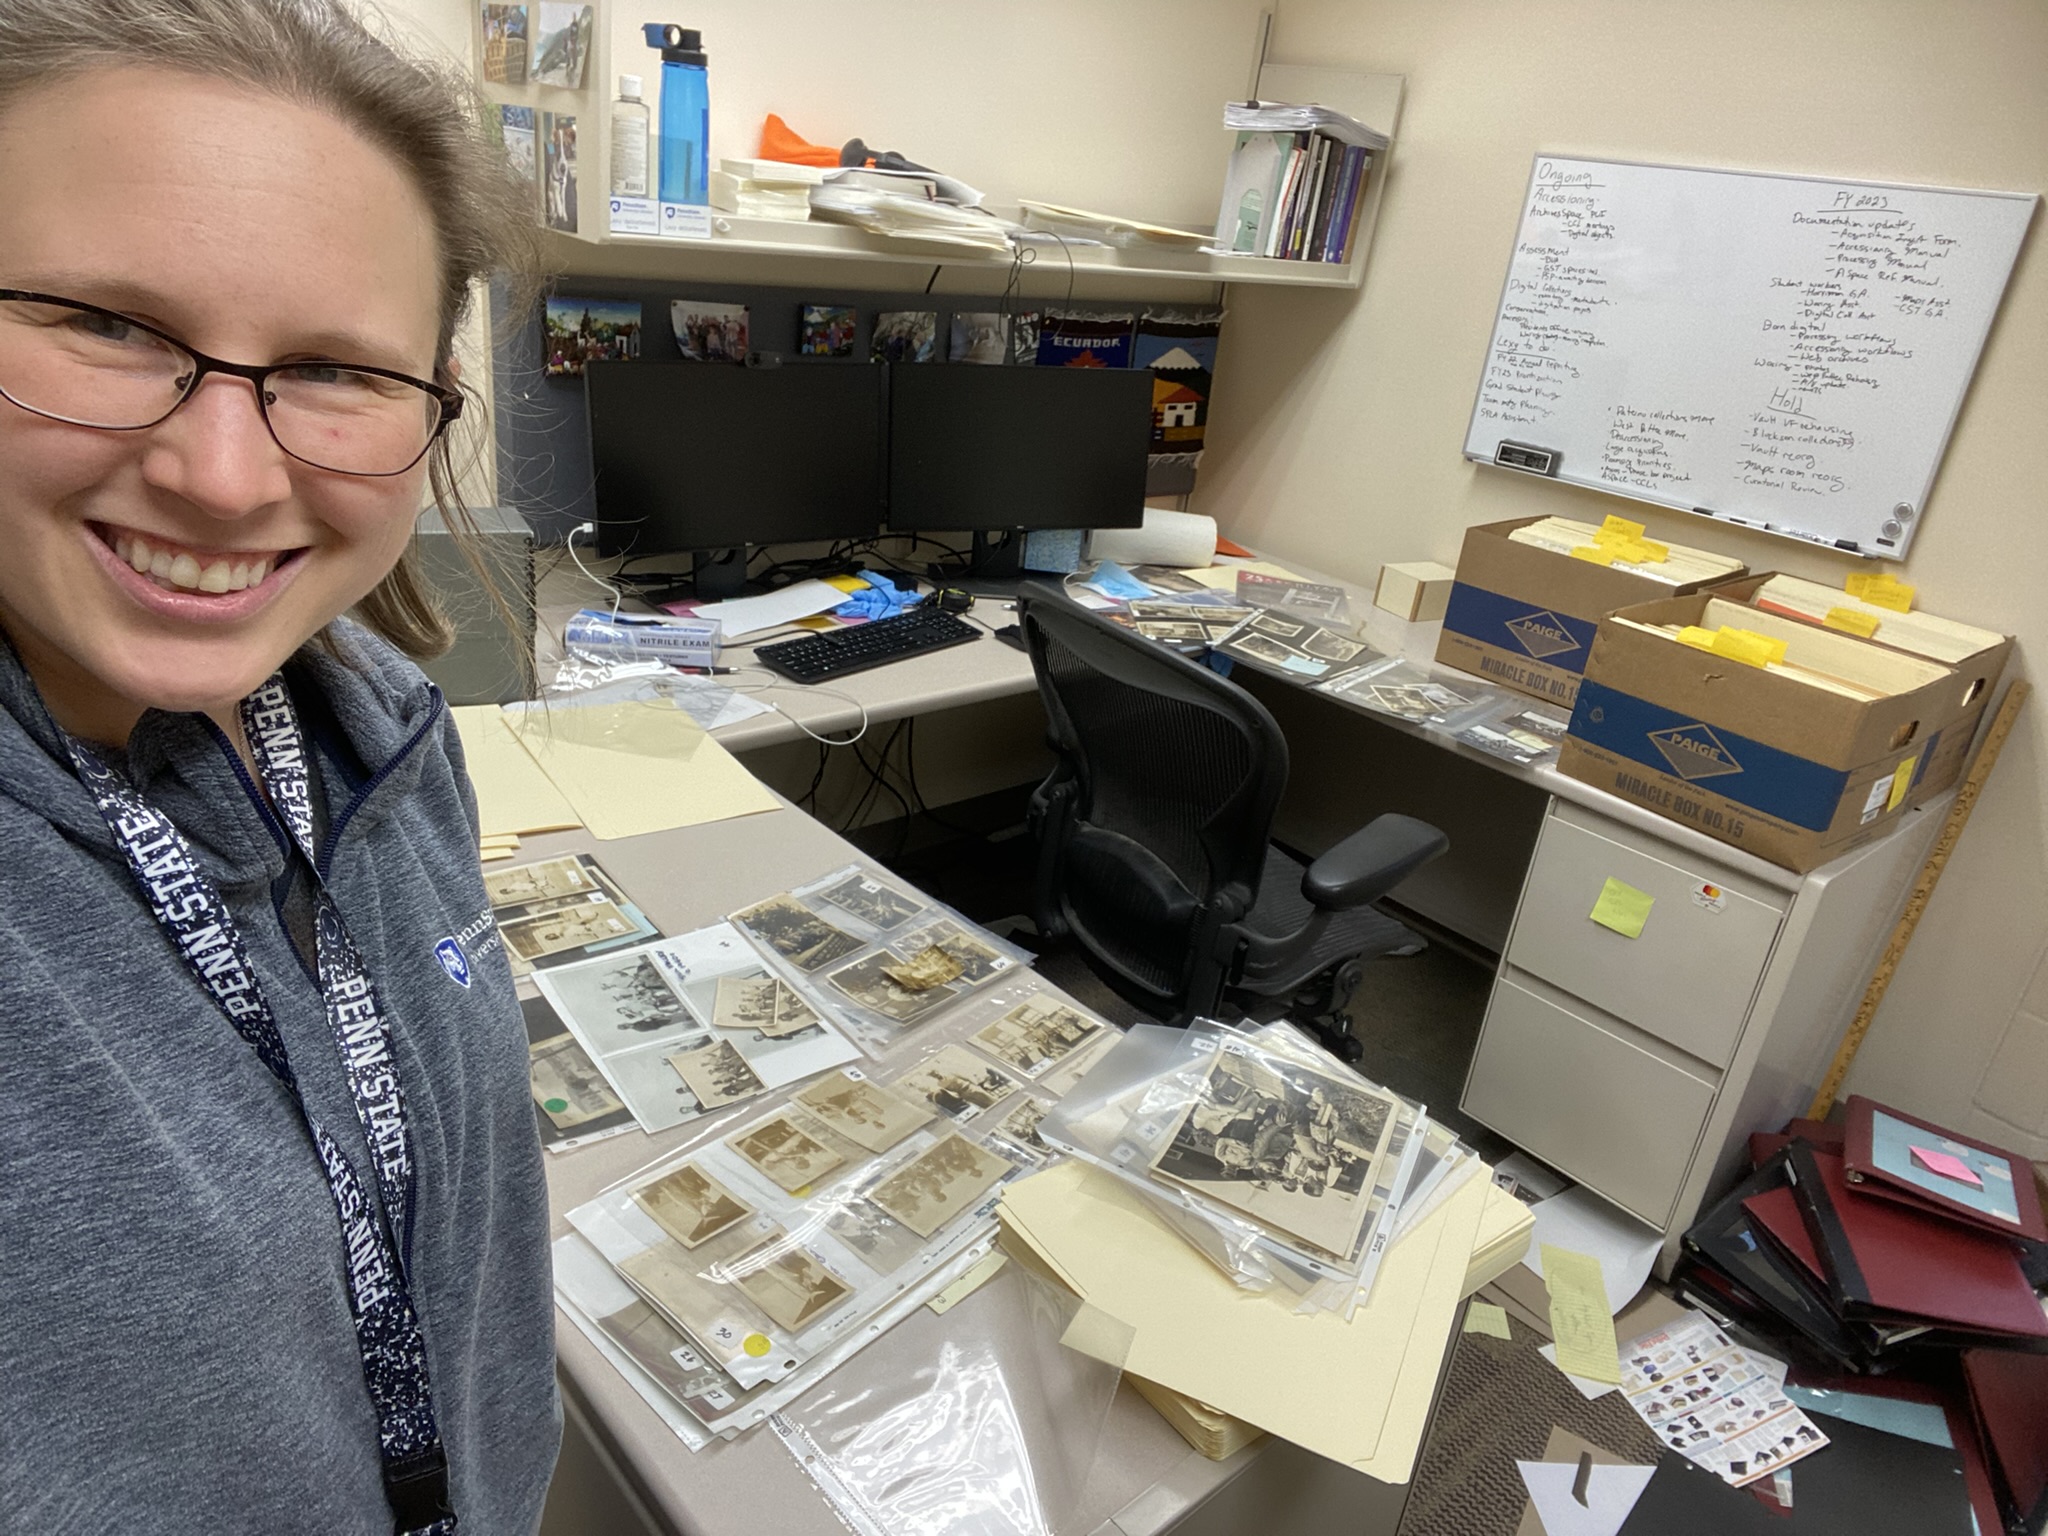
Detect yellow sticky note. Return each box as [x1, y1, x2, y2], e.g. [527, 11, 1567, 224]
[1463, 1300, 1513, 1339]
[1675, 625, 1718, 652]
[1542, 1244, 1622, 1384]
[1823, 606, 1881, 638]
[823, 574, 870, 592]
[1590, 877, 1654, 939]
[1569, 544, 1617, 565]
[1599, 515, 1647, 541]
[1887, 756, 1918, 812]
[1711, 626, 1788, 669]
[1846, 572, 1914, 612]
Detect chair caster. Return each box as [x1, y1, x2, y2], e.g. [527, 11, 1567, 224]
[1328, 1030, 1365, 1065]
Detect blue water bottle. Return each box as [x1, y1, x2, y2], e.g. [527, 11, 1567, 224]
[642, 24, 709, 206]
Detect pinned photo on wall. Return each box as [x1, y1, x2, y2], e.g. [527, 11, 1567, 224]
[479, 3, 528, 84]
[542, 111, 577, 232]
[1035, 310, 1135, 369]
[543, 297, 641, 377]
[948, 312, 1006, 365]
[870, 310, 936, 364]
[672, 301, 751, 364]
[799, 304, 856, 357]
[1134, 307, 1223, 469]
[498, 104, 537, 190]
[531, 1, 593, 88]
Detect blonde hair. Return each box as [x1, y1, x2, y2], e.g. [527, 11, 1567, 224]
[0, 0, 540, 659]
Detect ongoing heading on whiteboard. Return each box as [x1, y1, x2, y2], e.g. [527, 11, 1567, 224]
[1463, 156, 2036, 561]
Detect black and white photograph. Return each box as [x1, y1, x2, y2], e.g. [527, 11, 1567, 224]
[631, 1163, 752, 1250]
[727, 1114, 847, 1193]
[1151, 1047, 1401, 1261]
[869, 309, 936, 363]
[731, 895, 865, 973]
[1363, 681, 1474, 721]
[671, 300, 750, 364]
[971, 997, 1104, 1079]
[1301, 628, 1370, 663]
[667, 1038, 768, 1111]
[822, 1193, 927, 1275]
[528, 1031, 622, 1129]
[890, 920, 1014, 985]
[1217, 611, 1369, 680]
[947, 311, 1006, 365]
[824, 949, 959, 1025]
[1235, 571, 1350, 622]
[813, 871, 924, 932]
[538, 950, 694, 1039]
[486, 852, 616, 910]
[730, 1237, 852, 1332]
[1039, 1028, 1120, 1098]
[1222, 630, 1299, 669]
[867, 1133, 1015, 1239]
[1133, 620, 1209, 645]
[595, 1039, 708, 1132]
[895, 1044, 1019, 1122]
[501, 898, 643, 970]
[985, 1096, 1053, 1164]
[1455, 708, 1567, 766]
[794, 1074, 932, 1153]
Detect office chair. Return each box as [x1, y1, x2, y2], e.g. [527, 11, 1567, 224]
[1017, 583, 1449, 1061]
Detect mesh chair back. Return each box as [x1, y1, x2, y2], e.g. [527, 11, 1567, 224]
[1018, 583, 1288, 1014]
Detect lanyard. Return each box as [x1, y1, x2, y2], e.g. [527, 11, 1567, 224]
[62, 676, 455, 1535]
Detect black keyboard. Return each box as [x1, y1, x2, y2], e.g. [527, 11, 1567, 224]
[753, 604, 982, 684]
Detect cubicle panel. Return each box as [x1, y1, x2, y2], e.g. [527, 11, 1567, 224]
[1504, 805, 1786, 1069]
[1463, 974, 1716, 1228]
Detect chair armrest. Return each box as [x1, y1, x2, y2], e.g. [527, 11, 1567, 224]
[1300, 814, 1449, 910]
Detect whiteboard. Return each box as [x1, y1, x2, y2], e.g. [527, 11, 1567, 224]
[1463, 157, 2035, 559]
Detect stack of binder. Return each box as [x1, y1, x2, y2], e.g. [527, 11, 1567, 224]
[1674, 1095, 2048, 1534]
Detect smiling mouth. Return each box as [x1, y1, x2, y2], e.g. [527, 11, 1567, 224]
[92, 523, 304, 595]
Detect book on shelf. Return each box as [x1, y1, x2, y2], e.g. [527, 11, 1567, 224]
[1212, 123, 1372, 264]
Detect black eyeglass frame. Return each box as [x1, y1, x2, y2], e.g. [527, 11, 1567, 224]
[0, 287, 463, 477]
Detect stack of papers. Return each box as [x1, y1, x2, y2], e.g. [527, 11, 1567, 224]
[1224, 99, 1390, 150]
[810, 168, 1011, 253]
[996, 1158, 1531, 1475]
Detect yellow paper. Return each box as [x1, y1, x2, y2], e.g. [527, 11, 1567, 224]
[823, 574, 870, 593]
[1599, 515, 1647, 541]
[1178, 560, 1304, 591]
[1712, 626, 1788, 669]
[1569, 544, 1617, 565]
[451, 704, 581, 839]
[1823, 606, 1882, 638]
[1463, 1300, 1513, 1339]
[1541, 1244, 1621, 1384]
[1589, 877, 1654, 939]
[1887, 756, 1919, 812]
[1846, 571, 1915, 612]
[503, 697, 779, 839]
[997, 1159, 1486, 1478]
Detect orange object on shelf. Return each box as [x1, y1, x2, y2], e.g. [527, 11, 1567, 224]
[757, 112, 840, 167]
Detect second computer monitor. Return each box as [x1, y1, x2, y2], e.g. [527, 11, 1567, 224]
[885, 365, 1153, 534]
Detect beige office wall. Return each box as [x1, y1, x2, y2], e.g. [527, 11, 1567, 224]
[1197, 1, 2048, 1152]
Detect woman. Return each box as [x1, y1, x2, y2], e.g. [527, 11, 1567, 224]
[0, 1, 558, 1531]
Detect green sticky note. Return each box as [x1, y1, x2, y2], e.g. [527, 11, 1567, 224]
[1589, 877, 1654, 938]
[1463, 1300, 1512, 1339]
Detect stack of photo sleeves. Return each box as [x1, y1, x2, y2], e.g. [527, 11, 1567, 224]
[519, 856, 1132, 1445]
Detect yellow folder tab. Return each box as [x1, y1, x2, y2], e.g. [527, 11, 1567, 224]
[1589, 877, 1654, 939]
[1463, 1300, 1513, 1339]
[1823, 606, 1882, 638]
[1711, 626, 1788, 669]
[1541, 1244, 1621, 1384]
[1569, 544, 1618, 566]
[1598, 515, 1647, 542]
[1887, 755, 1919, 812]
[450, 704, 581, 839]
[1845, 572, 1915, 613]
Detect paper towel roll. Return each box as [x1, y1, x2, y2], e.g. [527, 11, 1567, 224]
[1085, 509, 1218, 570]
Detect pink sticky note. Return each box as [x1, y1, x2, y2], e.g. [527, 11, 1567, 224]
[1910, 1145, 1984, 1187]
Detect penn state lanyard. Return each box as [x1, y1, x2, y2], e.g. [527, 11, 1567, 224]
[61, 675, 455, 1535]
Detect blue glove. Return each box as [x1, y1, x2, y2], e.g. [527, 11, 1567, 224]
[832, 571, 918, 622]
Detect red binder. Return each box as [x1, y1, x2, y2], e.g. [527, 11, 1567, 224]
[1785, 1142, 2048, 1340]
[1842, 1095, 2047, 1243]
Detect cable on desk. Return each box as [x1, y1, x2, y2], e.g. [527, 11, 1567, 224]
[726, 665, 872, 747]
[565, 522, 623, 623]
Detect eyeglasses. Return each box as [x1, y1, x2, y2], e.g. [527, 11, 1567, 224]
[0, 289, 462, 477]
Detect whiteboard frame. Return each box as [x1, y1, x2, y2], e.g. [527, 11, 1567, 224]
[1463, 153, 2038, 562]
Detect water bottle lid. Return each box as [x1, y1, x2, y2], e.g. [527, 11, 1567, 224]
[640, 23, 707, 64]
[618, 73, 643, 98]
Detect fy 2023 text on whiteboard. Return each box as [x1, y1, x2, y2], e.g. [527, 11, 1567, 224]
[1463, 156, 2034, 560]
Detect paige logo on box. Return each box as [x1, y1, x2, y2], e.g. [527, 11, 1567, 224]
[1649, 723, 1743, 781]
[1504, 609, 1581, 660]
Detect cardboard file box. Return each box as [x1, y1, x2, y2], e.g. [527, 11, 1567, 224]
[1435, 518, 1743, 707]
[1704, 573, 2012, 806]
[1558, 592, 1992, 873]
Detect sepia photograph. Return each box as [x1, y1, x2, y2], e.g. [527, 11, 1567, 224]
[882, 944, 963, 993]
[727, 1114, 847, 1193]
[486, 853, 618, 910]
[985, 1095, 1053, 1163]
[1301, 628, 1369, 663]
[1224, 631, 1299, 668]
[895, 1044, 1018, 1122]
[631, 1163, 752, 1250]
[617, 1238, 751, 1358]
[793, 1074, 933, 1154]
[1150, 1048, 1401, 1261]
[821, 1194, 927, 1275]
[771, 984, 822, 1038]
[868, 1133, 1015, 1239]
[667, 1038, 768, 1110]
[500, 895, 641, 967]
[732, 896, 866, 973]
[540, 950, 695, 1039]
[730, 1236, 852, 1332]
[824, 950, 958, 1026]
[892, 920, 1014, 985]
[812, 872, 924, 932]
[528, 1031, 623, 1129]
[972, 997, 1104, 1079]
[710, 972, 780, 1032]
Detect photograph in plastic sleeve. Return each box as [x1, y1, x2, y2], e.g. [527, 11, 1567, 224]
[540, 948, 697, 1044]
[823, 949, 961, 1026]
[867, 1132, 1017, 1239]
[728, 1232, 854, 1331]
[727, 1112, 849, 1194]
[889, 919, 1018, 986]
[1319, 660, 1485, 726]
[730, 894, 866, 974]
[632, 1162, 754, 1250]
[1235, 569, 1350, 623]
[487, 852, 660, 976]
[667, 1038, 767, 1110]
[1149, 1045, 1402, 1263]
[983, 1094, 1055, 1166]
[646, 926, 859, 1092]
[1215, 609, 1372, 681]
[523, 993, 635, 1149]
[614, 1224, 784, 1368]
[895, 1044, 1022, 1124]
[810, 870, 924, 932]
[1454, 706, 1568, 767]
[1037, 1025, 1121, 1098]
[793, 1072, 934, 1154]
[971, 995, 1107, 1080]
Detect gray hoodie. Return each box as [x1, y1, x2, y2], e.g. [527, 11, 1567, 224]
[0, 621, 559, 1533]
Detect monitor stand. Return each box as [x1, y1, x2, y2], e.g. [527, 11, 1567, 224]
[931, 531, 1046, 600]
[691, 548, 750, 600]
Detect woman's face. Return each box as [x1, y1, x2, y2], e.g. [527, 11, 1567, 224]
[0, 66, 445, 739]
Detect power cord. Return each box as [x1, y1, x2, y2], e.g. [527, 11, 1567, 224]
[565, 521, 622, 623]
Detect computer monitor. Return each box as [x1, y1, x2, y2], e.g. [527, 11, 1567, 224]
[585, 362, 885, 572]
[884, 365, 1153, 537]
